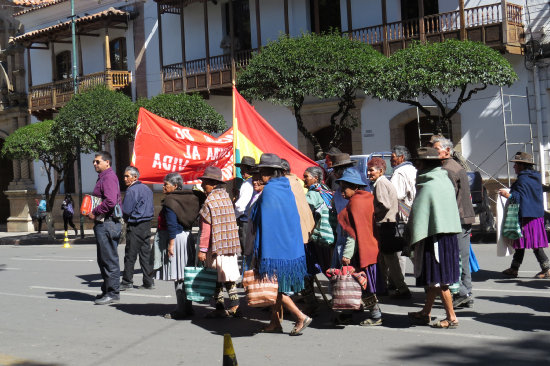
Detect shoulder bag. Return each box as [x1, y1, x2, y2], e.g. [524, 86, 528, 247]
[502, 198, 522, 240]
[242, 269, 278, 307]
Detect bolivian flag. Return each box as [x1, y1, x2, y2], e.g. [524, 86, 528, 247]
[233, 86, 317, 177]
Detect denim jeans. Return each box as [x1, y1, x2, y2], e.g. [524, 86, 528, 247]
[94, 219, 122, 298]
[458, 225, 472, 296]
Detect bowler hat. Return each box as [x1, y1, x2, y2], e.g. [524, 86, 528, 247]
[199, 166, 225, 183]
[509, 151, 534, 165]
[235, 156, 256, 168]
[331, 153, 357, 168]
[335, 167, 366, 186]
[257, 153, 283, 169]
[326, 147, 342, 157]
[414, 147, 440, 160]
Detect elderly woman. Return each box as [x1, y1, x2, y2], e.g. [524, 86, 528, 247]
[154, 173, 201, 320]
[243, 164, 263, 269]
[336, 168, 382, 326]
[408, 147, 461, 329]
[367, 157, 411, 299]
[197, 166, 242, 318]
[499, 152, 550, 279]
[302, 165, 334, 315]
[252, 153, 312, 335]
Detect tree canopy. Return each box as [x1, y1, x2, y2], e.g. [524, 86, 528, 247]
[1, 120, 75, 213]
[369, 39, 518, 133]
[237, 32, 384, 158]
[137, 93, 226, 134]
[53, 85, 138, 152]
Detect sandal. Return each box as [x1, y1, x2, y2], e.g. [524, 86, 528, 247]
[430, 318, 459, 329]
[502, 268, 518, 278]
[407, 311, 431, 325]
[226, 307, 242, 318]
[289, 317, 312, 336]
[534, 270, 550, 279]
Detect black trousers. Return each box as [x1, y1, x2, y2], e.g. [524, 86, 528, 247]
[63, 215, 77, 232]
[122, 220, 154, 287]
[511, 248, 550, 271]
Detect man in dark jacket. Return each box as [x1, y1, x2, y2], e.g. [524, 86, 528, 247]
[120, 166, 155, 291]
[433, 137, 476, 308]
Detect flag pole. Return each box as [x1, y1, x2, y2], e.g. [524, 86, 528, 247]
[232, 83, 238, 178]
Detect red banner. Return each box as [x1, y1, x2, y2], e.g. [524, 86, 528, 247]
[132, 108, 234, 184]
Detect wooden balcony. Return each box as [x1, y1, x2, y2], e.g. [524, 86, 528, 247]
[161, 2, 524, 95]
[29, 70, 131, 116]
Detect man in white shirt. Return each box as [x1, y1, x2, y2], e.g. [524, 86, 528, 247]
[234, 156, 256, 251]
[390, 145, 417, 281]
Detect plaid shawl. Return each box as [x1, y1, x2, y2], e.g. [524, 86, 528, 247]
[199, 187, 241, 255]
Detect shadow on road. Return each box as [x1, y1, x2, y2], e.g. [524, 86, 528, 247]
[476, 295, 550, 313]
[493, 278, 550, 291]
[392, 333, 550, 365]
[45, 291, 96, 302]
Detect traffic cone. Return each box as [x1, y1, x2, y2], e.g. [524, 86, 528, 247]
[63, 230, 71, 248]
[222, 334, 238, 366]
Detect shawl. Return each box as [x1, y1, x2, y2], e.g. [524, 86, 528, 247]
[252, 177, 307, 293]
[287, 174, 315, 244]
[199, 187, 241, 255]
[510, 169, 545, 219]
[337, 190, 379, 268]
[408, 167, 462, 245]
[309, 183, 333, 209]
[163, 190, 201, 229]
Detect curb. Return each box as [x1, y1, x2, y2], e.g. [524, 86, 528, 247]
[0, 235, 98, 246]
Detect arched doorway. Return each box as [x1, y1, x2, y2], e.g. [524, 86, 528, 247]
[404, 116, 453, 154]
[314, 125, 352, 155]
[0, 138, 14, 224]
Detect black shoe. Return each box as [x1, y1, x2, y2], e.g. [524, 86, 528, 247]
[452, 294, 472, 308]
[94, 295, 120, 305]
[120, 282, 133, 291]
[390, 289, 412, 300]
[95, 293, 106, 299]
[137, 284, 155, 290]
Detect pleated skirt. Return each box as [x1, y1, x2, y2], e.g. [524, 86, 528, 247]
[416, 234, 460, 287]
[513, 217, 549, 250]
[155, 230, 195, 281]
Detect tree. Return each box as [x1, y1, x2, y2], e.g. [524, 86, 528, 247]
[137, 93, 226, 134]
[1, 120, 76, 237]
[53, 85, 138, 152]
[369, 39, 518, 133]
[237, 32, 384, 158]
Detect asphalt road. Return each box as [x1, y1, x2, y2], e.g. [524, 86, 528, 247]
[1, 241, 549, 366]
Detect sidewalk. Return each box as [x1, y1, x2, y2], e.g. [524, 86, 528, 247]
[0, 229, 98, 246]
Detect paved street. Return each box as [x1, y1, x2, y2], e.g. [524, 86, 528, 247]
[1, 240, 549, 366]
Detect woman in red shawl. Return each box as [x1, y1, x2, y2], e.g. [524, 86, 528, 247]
[336, 168, 382, 326]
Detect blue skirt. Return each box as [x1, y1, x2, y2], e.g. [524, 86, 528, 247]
[416, 234, 460, 287]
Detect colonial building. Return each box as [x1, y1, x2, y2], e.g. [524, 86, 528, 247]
[5, 0, 549, 231]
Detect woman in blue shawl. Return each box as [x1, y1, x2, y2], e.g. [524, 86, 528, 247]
[252, 153, 312, 336]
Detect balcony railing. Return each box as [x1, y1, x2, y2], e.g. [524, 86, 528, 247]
[29, 70, 131, 113]
[162, 2, 524, 94]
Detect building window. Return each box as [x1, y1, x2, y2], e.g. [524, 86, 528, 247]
[109, 37, 127, 71]
[55, 51, 71, 80]
[221, 0, 251, 53]
[401, 0, 439, 20]
[309, 0, 341, 33]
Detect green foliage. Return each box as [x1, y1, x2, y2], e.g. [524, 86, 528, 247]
[369, 39, 518, 129]
[137, 93, 226, 134]
[237, 32, 384, 155]
[54, 85, 138, 152]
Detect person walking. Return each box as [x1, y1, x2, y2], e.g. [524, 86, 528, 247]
[252, 153, 312, 335]
[432, 137, 476, 308]
[36, 196, 47, 233]
[155, 173, 201, 319]
[499, 152, 550, 279]
[390, 146, 416, 274]
[234, 156, 256, 251]
[407, 147, 461, 329]
[336, 168, 383, 326]
[61, 194, 78, 237]
[120, 166, 155, 291]
[88, 151, 122, 305]
[197, 166, 242, 318]
[367, 157, 411, 299]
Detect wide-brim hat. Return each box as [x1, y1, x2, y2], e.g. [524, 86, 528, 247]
[335, 167, 366, 186]
[248, 164, 260, 174]
[331, 153, 357, 168]
[235, 156, 256, 168]
[326, 147, 342, 157]
[257, 153, 283, 169]
[413, 147, 440, 160]
[509, 151, 534, 165]
[199, 166, 225, 183]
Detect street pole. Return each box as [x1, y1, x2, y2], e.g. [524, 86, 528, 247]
[70, 0, 84, 238]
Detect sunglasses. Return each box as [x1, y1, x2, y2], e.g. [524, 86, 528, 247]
[93, 160, 103, 165]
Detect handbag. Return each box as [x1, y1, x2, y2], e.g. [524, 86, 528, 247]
[326, 266, 365, 310]
[242, 269, 278, 307]
[183, 265, 218, 302]
[310, 205, 336, 246]
[502, 198, 522, 240]
[379, 222, 406, 254]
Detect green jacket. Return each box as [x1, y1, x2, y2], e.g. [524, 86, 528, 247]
[409, 167, 461, 245]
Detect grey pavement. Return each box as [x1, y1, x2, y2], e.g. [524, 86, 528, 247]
[1, 240, 549, 365]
